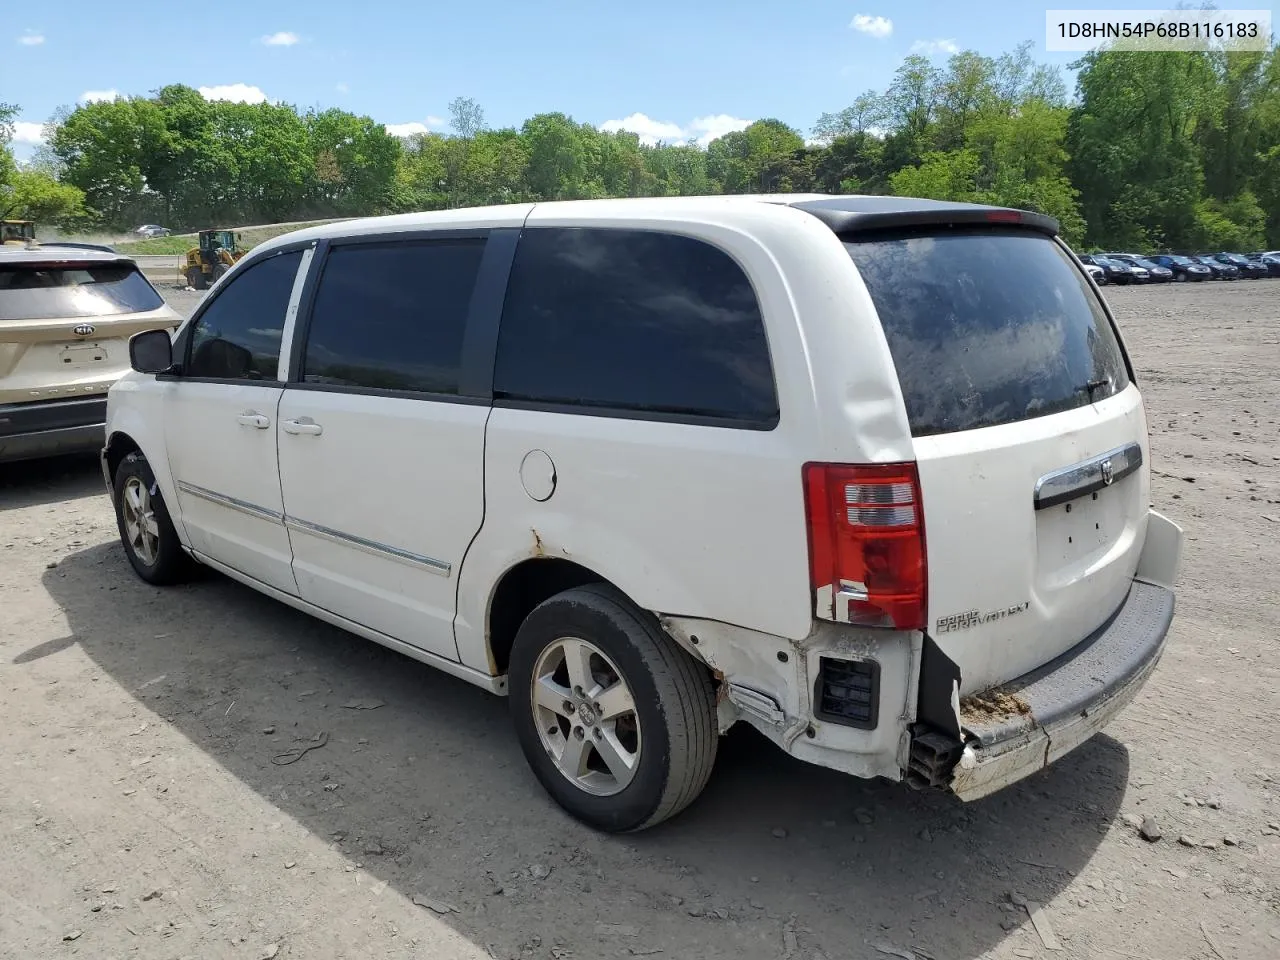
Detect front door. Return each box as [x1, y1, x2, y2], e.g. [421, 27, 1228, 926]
[276, 236, 491, 661]
[164, 248, 307, 595]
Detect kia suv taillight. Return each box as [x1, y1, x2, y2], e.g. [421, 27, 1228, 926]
[803, 462, 927, 630]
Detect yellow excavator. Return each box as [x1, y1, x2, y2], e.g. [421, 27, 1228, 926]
[1, 220, 36, 246]
[182, 228, 245, 289]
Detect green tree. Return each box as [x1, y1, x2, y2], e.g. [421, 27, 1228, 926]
[51, 96, 168, 226]
[2, 169, 87, 224]
[521, 113, 593, 199]
[306, 108, 402, 215]
[1068, 48, 1216, 249]
[889, 149, 980, 201]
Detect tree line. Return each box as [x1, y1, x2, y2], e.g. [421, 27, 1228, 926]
[2, 39, 1277, 250]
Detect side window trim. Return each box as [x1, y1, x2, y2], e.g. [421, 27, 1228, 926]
[285, 228, 504, 403]
[458, 227, 520, 400]
[284, 239, 330, 383]
[175, 245, 309, 385]
[274, 243, 319, 383]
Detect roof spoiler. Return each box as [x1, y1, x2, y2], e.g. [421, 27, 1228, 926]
[791, 201, 1060, 239]
[37, 241, 120, 254]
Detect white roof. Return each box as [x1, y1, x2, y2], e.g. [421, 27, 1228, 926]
[253, 194, 844, 256]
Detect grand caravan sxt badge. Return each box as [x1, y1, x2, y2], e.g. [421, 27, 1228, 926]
[936, 601, 1031, 635]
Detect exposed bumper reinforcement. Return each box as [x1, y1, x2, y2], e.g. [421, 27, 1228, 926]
[949, 579, 1176, 801]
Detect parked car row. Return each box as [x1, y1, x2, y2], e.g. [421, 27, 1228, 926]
[1080, 250, 1280, 284]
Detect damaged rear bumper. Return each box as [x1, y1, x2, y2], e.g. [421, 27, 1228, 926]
[947, 579, 1175, 801]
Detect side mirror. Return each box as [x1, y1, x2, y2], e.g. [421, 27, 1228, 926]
[130, 329, 174, 374]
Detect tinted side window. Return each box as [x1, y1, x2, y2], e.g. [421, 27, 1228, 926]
[187, 251, 302, 380]
[301, 239, 485, 395]
[493, 228, 778, 425]
[845, 231, 1131, 437]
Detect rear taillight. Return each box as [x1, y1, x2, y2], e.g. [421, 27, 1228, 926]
[803, 462, 927, 630]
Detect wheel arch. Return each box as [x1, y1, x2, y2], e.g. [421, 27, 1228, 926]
[485, 557, 613, 677]
[102, 407, 187, 548]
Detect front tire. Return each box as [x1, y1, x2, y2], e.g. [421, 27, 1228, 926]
[508, 584, 718, 832]
[113, 452, 192, 585]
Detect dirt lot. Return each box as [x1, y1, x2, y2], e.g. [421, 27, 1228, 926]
[2, 281, 1278, 960]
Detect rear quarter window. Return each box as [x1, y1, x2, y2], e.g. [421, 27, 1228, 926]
[0, 262, 165, 321]
[845, 230, 1131, 437]
[493, 227, 778, 427]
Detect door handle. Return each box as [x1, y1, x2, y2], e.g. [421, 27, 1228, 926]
[282, 417, 323, 437]
[237, 412, 270, 429]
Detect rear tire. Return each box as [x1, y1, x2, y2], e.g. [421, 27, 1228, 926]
[113, 452, 193, 586]
[508, 584, 718, 832]
[1174, 271, 1187, 282]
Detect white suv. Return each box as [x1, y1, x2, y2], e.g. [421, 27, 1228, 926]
[105, 195, 1183, 831]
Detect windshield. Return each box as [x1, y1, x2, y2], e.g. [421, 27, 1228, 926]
[0, 262, 165, 320]
[845, 229, 1131, 437]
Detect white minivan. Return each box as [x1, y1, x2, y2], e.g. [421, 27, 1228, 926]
[105, 195, 1182, 831]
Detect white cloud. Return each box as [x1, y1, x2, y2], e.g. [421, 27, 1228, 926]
[12, 121, 45, 144]
[385, 122, 431, 138]
[199, 83, 269, 104]
[335, 82, 350, 94]
[80, 89, 120, 103]
[601, 113, 686, 146]
[599, 112, 752, 147]
[910, 38, 959, 56]
[687, 114, 752, 146]
[850, 14, 893, 39]
[18, 30, 45, 46]
[384, 117, 447, 138]
[261, 31, 300, 46]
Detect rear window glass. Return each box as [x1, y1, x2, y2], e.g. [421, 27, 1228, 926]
[0, 262, 165, 321]
[845, 230, 1131, 437]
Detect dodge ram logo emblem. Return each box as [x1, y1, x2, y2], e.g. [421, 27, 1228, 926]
[72, 323, 96, 337]
[1100, 458, 1114, 486]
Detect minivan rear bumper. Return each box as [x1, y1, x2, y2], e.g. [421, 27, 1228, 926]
[948, 578, 1175, 801]
[0, 397, 107, 463]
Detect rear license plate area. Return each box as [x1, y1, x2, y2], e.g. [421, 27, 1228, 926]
[60, 344, 107, 364]
[1035, 485, 1129, 573]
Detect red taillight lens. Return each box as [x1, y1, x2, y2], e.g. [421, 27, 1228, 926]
[984, 209, 1023, 224]
[803, 462, 927, 630]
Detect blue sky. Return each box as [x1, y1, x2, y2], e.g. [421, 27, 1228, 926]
[6, 1, 1275, 160]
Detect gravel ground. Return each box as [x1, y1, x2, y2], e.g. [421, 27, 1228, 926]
[1, 281, 1278, 960]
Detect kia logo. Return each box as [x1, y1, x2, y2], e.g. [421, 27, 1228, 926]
[72, 323, 96, 337]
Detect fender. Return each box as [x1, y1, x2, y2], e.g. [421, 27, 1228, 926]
[104, 376, 190, 548]
[455, 523, 711, 677]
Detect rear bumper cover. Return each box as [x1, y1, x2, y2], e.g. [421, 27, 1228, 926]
[0, 397, 107, 463]
[949, 578, 1175, 801]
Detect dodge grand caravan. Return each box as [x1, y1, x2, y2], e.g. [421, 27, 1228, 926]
[1, 246, 178, 463]
[104, 195, 1183, 831]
